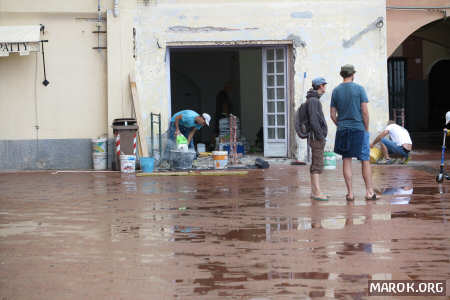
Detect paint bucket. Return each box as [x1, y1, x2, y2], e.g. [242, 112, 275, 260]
[213, 151, 228, 169]
[91, 137, 107, 153]
[370, 147, 383, 163]
[140, 157, 155, 173]
[323, 152, 337, 170]
[92, 152, 107, 170]
[197, 143, 206, 153]
[120, 154, 136, 173]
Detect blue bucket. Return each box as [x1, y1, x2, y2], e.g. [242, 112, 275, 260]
[140, 157, 155, 173]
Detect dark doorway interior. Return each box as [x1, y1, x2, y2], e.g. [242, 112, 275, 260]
[428, 59, 450, 131]
[388, 58, 407, 126]
[170, 48, 263, 152]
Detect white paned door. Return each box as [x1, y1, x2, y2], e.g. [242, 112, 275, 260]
[262, 47, 288, 157]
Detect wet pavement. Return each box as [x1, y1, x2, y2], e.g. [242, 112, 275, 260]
[0, 158, 449, 299]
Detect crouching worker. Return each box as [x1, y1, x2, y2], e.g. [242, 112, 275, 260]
[370, 121, 412, 164]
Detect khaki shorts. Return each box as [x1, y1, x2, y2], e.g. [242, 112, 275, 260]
[309, 139, 325, 174]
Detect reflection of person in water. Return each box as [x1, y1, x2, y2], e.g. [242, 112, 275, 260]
[215, 82, 233, 134]
[382, 186, 413, 205]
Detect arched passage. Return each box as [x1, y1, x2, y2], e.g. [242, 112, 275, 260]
[388, 16, 450, 148]
[387, 1, 450, 56]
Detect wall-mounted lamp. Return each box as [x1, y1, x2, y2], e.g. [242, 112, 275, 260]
[376, 18, 384, 29]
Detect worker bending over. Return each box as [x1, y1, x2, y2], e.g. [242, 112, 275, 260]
[370, 121, 412, 164]
[168, 110, 211, 150]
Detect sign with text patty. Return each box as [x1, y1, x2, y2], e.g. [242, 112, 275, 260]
[0, 42, 40, 57]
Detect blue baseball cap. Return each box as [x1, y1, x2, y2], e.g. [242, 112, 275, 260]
[312, 77, 327, 87]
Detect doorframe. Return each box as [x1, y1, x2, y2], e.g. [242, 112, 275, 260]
[287, 45, 295, 158]
[165, 40, 295, 158]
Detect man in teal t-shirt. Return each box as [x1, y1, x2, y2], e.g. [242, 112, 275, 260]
[330, 64, 378, 201]
[168, 110, 211, 149]
[330, 79, 368, 131]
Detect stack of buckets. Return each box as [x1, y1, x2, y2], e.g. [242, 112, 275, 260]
[92, 137, 107, 170]
[120, 155, 136, 173]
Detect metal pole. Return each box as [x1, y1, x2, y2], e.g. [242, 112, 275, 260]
[150, 113, 154, 157]
[158, 113, 162, 158]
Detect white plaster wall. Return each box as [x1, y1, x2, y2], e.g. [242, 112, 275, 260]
[135, 0, 388, 159]
[0, 13, 108, 140]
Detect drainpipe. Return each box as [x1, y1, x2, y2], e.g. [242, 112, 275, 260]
[113, 0, 119, 17]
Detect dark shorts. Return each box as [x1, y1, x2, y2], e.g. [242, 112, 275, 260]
[381, 138, 409, 158]
[334, 128, 370, 161]
[309, 139, 325, 174]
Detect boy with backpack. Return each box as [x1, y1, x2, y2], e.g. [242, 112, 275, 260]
[295, 77, 328, 201]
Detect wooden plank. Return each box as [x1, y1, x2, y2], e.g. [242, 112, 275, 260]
[136, 170, 248, 177]
[137, 172, 190, 177]
[129, 71, 149, 157]
[198, 171, 248, 176]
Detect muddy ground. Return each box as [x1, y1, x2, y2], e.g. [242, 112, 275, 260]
[0, 154, 449, 299]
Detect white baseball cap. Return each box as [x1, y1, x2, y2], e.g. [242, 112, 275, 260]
[446, 111, 450, 125]
[202, 113, 211, 126]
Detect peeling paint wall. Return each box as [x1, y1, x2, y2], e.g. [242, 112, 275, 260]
[135, 0, 388, 160]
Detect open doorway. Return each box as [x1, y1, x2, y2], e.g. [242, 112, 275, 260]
[428, 59, 450, 130]
[169, 46, 291, 157]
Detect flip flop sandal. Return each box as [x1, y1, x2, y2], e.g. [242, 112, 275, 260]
[346, 194, 354, 201]
[365, 193, 379, 201]
[312, 196, 329, 201]
[377, 159, 394, 165]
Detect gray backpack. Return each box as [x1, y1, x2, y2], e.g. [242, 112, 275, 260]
[294, 101, 310, 139]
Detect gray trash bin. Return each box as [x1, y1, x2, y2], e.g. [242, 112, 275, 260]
[112, 118, 139, 171]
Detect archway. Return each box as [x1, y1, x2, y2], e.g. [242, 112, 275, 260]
[387, 2, 450, 56]
[388, 17, 450, 148]
[428, 59, 450, 130]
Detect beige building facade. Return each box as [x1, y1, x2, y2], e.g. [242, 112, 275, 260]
[5, 0, 445, 169]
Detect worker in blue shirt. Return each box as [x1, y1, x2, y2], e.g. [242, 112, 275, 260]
[168, 110, 211, 149]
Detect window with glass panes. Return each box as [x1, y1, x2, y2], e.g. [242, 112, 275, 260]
[265, 48, 286, 141]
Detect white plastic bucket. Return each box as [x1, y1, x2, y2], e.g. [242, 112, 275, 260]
[197, 143, 206, 153]
[177, 144, 188, 152]
[120, 155, 136, 173]
[92, 137, 107, 153]
[324, 152, 337, 170]
[212, 151, 228, 169]
[93, 153, 107, 170]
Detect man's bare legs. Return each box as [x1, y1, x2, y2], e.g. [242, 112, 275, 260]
[311, 173, 326, 198]
[362, 160, 375, 198]
[343, 158, 353, 198]
[344, 159, 376, 199]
